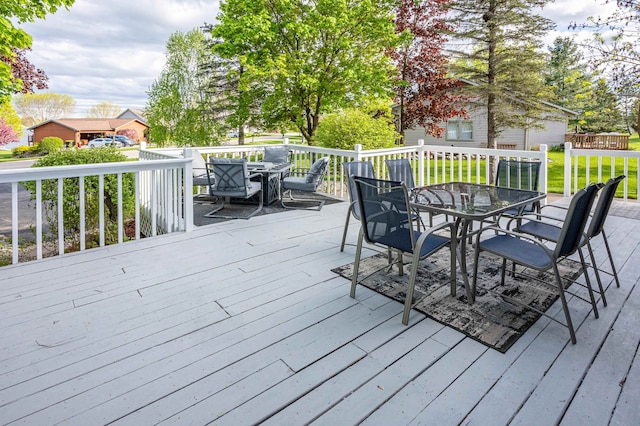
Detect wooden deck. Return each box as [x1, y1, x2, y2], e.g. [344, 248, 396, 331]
[1, 198, 640, 425]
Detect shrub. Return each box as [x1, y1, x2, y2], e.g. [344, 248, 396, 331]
[37, 137, 64, 154]
[12, 145, 38, 157]
[315, 108, 399, 150]
[22, 148, 136, 247]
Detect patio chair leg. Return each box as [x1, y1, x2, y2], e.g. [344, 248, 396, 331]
[340, 204, 354, 252]
[204, 191, 264, 220]
[602, 231, 621, 288]
[553, 265, 577, 344]
[579, 248, 600, 319]
[402, 252, 422, 325]
[585, 241, 607, 307]
[280, 189, 325, 211]
[350, 230, 365, 298]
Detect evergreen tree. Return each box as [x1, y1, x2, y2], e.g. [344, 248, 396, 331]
[446, 0, 555, 149]
[543, 36, 593, 130]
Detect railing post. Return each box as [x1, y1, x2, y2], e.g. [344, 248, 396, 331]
[417, 139, 425, 186]
[539, 144, 548, 203]
[564, 142, 573, 197]
[183, 148, 195, 232]
[354, 144, 363, 161]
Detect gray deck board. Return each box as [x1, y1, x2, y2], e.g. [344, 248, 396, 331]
[1, 199, 640, 425]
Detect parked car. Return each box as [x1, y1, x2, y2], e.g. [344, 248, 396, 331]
[227, 130, 239, 138]
[112, 135, 136, 147]
[88, 138, 121, 148]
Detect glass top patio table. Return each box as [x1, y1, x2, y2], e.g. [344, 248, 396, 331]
[409, 182, 546, 302]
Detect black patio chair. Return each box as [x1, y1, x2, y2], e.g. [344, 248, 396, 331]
[350, 176, 457, 325]
[513, 175, 626, 305]
[204, 158, 263, 219]
[386, 158, 436, 227]
[340, 161, 376, 252]
[280, 156, 330, 210]
[495, 159, 542, 217]
[471, 183, 602, 344]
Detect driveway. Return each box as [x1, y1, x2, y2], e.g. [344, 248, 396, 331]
[0, 160, 42, 243]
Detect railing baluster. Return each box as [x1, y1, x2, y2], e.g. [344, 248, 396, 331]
[58, 178, 64, 255]
[79, 176, 85, 252]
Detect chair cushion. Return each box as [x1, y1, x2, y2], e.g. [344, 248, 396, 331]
[282, 176, 318, 192]
[263, 146, 290, 164]
[479, 235, 552, 270]
[306, 157, 328, 184]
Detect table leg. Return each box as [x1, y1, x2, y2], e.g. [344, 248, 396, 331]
[457, 218, 475, 303]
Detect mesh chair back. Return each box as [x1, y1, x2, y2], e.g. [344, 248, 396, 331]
[386, 158, 415, 188]
[555, 183, 601, 257]
[353, 176, 414, 252]
[209, 158, 252, 195]
[343, 161, 375, 219]
[495, 160, 541, 191]
[587, 175, 625, 238]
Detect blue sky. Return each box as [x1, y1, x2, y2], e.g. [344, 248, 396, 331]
[18, 0, 617, 117]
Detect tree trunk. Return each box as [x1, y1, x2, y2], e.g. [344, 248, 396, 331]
[238, 126, 245, 145]
[486, 0, 498, 177]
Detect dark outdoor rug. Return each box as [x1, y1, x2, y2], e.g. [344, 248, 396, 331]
[332, 251, 583, 353]
[194, 191, 342, 226]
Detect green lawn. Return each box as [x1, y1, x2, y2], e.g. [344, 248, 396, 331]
[546, 133, 639, 197]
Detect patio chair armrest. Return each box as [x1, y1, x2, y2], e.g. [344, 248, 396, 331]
[476, 225, 555, 256]
[248, 172, 263, 180]
[505, 212, 566, 230]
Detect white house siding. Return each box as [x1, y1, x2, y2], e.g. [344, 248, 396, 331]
[528, 119, 568, 149]
[402, 106, 570, 150]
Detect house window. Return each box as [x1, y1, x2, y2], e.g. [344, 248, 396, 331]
[446, 121, 473, 140]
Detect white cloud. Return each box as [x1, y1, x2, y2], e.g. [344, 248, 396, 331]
[15, 0, 623, 117]
[19, 0, 219, 116]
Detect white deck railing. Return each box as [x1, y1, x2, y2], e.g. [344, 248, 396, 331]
[0, 156, 192, 265]
[6, 139, 640, 266]
[564, 142, 639, 200]
[149, 140, 548, 201]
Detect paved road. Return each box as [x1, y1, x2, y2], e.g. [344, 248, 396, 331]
[0, 160, 41, 243]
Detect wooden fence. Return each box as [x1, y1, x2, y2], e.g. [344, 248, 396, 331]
[564, 133, 629, 150]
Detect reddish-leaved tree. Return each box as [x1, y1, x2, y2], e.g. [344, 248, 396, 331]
[1, 48, 49, 94]
[0, 118, 20, 146]
[389, 0, 466, 139]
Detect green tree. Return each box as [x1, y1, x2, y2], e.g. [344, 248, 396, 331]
[14, 92, 76, 126]
[579, 78, 625, 133]
[315, 108, 399, 150]
[87, 101, 122, 118]
[146, 29, 222, 147]
[0, 0, 75, 102]
[199, 31, 254, 146]
[574, 1, 640, 90]
[0, 102, 23, 137]
[447, 0, 556, 149]
[211, 0, 398, 144]
[543, 36, 594, 130]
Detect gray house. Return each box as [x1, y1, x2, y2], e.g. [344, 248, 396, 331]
[398, 82, 577, 150]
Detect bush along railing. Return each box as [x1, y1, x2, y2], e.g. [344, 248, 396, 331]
[0, 156, 191, 266]
[563, 142, 640, 200]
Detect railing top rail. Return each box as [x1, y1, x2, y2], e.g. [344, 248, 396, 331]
[0, 158, 190, 184]
[568, 147, 640, 159]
